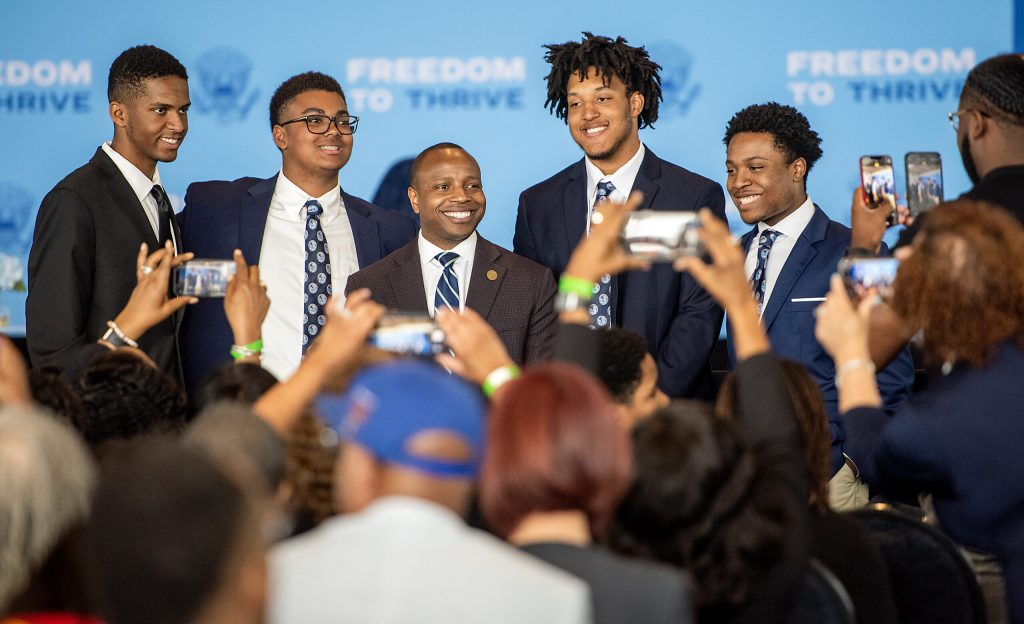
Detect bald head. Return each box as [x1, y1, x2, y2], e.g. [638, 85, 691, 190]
[409, 142, 478, 188]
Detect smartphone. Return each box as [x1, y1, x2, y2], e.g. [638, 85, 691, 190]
[838, 257, 900, 303]
[172, 259, 236, 297]
[904, 152, 943, 217]
[369, 313, 447, 356]
[859, 155, 897, 227]
[622, 210, 703, 261]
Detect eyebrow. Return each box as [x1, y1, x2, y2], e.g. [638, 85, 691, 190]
[300, 107, 348, 115]
[151, 100, 190, 108]
[726, 155, 768, 165]
[567, 85, 611, 97]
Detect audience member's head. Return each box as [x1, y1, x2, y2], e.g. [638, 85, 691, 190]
[0, 406, 96, 615]
[317, 360, 485, 516]
[956, 53, 1024, 183]
[284, 410, 340, 533]
[595, 327, 668, 428]
[75, 351, 189, 447]
[193, 363, 278, 413]
[607, 402, 790, 612]
[894, 199, 1024, 368]
[716, 360, 831, 513]
[28, 367, 84, 426]
[480, 363, 632, 539]
[89, 438, 266, 624]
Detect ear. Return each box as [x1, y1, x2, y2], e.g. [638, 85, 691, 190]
[272, 124, 287, 151]
[407, 186, 421, 215]
[109, 101, 127, 129]
[629, 91, 644, 119]
[791, 157, 807, 183]
[968, 109, 989, 141]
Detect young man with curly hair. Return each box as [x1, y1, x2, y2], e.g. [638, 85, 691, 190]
[723, 102, 914, 506]
[514, 32, 727, 400]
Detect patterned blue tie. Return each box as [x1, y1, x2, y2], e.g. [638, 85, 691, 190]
[589, 180, 616, 329]
[302, 200, 332, 354]
[751, 229, 780, 314]
[434, 251, 460, 314]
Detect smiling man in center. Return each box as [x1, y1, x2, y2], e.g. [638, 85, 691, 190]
[347, 143, 557, 365]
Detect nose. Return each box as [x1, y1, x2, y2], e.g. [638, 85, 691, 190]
[165, 110, 186, 133]
[581, 100, 599, 120]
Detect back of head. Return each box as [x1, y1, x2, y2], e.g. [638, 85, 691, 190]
[962, 54, 1024, 123]
[543, 32, 662, 128]
[595, 327, 648, 403]
[76, 351, 188, 447]
[607, 401, 787, 611]
[480, 362, 632, 538]
[894, 199, 1024, 367]
[88, 438, 261, 624]
[108, 44, 187, 102]
[193, 363, 278, 413]
[0, 406, 95, 613]
[268, 71, 344, 129]
[28, 367, 84, 426]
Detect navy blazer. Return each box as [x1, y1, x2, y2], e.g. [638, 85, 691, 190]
[730, 206, 915, 474]
[514, 147, 726, 399]
[177, 176, 417, 394]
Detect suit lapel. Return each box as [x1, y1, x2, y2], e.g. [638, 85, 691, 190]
[761, 206, 830, 331]
[386, 241, 430, 313]
[92, 149, 160, 248]
[239, 177, 275, 265]
[562, 161, 588, 254]
[343, 190, 380, 267]
[465, 237, 503, 320]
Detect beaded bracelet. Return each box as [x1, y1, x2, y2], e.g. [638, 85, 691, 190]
[103, 320, 139, 349]
[835, 358, 876, 390]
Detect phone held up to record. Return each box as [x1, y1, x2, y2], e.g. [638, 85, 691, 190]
[905, 151, 943, 217]
[173, 259, 237, 298]
[838, 256, 900, 304]
[622, 210, 704, 261]
[860, 155, 898, 227]
[368, 313, 447, 356]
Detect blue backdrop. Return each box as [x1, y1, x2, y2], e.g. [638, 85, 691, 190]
[0, 0, 1017, 335]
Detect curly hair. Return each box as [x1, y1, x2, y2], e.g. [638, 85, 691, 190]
[606, 401, 790, 612]
[595, 327, 648, 404]
[962, 54, 1024, 125]
[28, 367, 84, 426]
[723, 102, 823, 182]
[193, 362, 278, 413]
[893, 200, 1024, 367]
[107, 45, 187, 103]
[543, 32, 662, 128]
[268, 71, 345, 129]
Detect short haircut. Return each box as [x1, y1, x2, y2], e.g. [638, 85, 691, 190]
[193, 362, 278, 413]
[184, 400, 287, 494]
[480, 363, 632, 538]
[75, 351, 189, 447]
[723, 102, 824, 178]
[88, 438, 255, 624]
[107, 44, 187, 103]
[543, 32, 662, 128]
[595, 327, 648, 404]
[409, 142, 475, 187]
[0, 406, 95, 611]
[962, 53, 1024, 124]
[268, 71, 345, 129]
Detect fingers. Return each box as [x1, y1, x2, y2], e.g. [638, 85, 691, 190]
[696, 209, 741, 267]
[434, 353, 468, 379]
[232, 249, 249, 283]
[164, 295, 198, 315]
[135, 243, 149, 278]
[342, 288, 372, 311]
[827, 274, 856, 313]
[592, 191, 643, 237]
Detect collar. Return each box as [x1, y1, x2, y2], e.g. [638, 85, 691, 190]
[757, 195, 816, 239]
[418, 230, 478, 268]
[272, 170, 342, 220]
[585, 143, 646, 194]
[101, 142, 161, 203]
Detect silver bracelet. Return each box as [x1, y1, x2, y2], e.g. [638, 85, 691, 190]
[103, 320, 139, 349]
[835, 358, 876, 390]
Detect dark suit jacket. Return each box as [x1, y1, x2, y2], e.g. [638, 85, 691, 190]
[346, 236, 556, 365]
[514, 147, 726, 399]
[177, 176, 417, 393]
[26, 147, 179, 380]
[731, 206, 915, 474]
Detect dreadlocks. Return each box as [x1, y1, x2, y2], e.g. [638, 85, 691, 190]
[543, 32, 662, 129]
[963, 54, 1024, 125]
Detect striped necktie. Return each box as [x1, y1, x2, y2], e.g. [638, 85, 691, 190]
[434, 251, 460, 314]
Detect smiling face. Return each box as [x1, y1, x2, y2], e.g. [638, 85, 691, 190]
[408, 147, 486, 250]
[273, 89, 353, 191]
[566, 68, 643, 174]
[109, 76, 190, 178]
[726, 132, 807, 226]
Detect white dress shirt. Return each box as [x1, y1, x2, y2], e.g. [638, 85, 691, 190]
[584, 143, 646, 233]
[259, 172, 359, 380]
[100, 142, 177, 249]
[418, 231, 477, 316]
[743, 195, 816, 313]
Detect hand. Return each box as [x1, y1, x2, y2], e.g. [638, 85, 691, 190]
[0, 335, 31, 407]
[114, 242, 196, 340]
[303, 289, 385, 376]
[224, 249, 270, 346]
[814, 274, 875, 364]
[674, 208, 754, 312]
[563, 191, 650, 283]
[435, 307, 514, 384]
[850, 188, 911, 252]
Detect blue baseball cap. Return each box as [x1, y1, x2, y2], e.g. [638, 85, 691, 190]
[316, 360, 485, 478]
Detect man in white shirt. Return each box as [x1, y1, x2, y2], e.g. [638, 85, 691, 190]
[347, 143, 556, 365]
[269, 360, 591, 624]
[27, 45, 190, 380]
[178, 72, 416, 391]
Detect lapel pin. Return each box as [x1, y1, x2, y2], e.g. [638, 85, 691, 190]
[487, 269, 498, 281]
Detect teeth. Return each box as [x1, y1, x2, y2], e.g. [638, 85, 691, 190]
[318, 145, 341, 151]
[444, 211, 471, 219]
[584, 126, 606, 135]
[160, 137, 179, 144]
[737, 195, 761, 206]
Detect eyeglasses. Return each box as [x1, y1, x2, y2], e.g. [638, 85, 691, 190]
[278, 114, 360, 135]
[948, 108, 989, 131]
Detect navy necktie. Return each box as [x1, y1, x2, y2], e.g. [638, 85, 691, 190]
[751, 229, 780, 313]
[303, 200, 332, 354]
[589, 180, 616, 329]
[434, 251, 460, 314]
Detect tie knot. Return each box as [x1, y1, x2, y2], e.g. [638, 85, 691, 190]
[759, 229, 780, 248]
[596, 180, 616, 203]
[435, 251, 459, 268]
[304, 200, 323, 217]
[150, 184, 167, 201]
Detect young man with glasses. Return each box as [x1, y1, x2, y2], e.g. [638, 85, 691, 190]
[178, 71, 416, 391]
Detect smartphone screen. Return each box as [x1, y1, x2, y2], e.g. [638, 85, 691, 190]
[622, 210, 703, 261]
[860, 155, 897, 226]
[172, 260, 237, 297]
[905, 152, 943, 217]
[838, 257, 900, 303]
[369, 313, 446, 355]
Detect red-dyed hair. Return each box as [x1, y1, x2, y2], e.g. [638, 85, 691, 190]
[480, 362, 633, 539]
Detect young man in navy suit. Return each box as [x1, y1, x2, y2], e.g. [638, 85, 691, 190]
[179, 72, 416, 391]
[514, 33, 726, 399]
[723, 102, 914, 506]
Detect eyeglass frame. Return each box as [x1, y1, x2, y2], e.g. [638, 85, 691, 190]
[277, 113, 360, 135]
[948, 108, 990, 131]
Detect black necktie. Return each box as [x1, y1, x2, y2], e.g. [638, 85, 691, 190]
[150, 184, 176, 251]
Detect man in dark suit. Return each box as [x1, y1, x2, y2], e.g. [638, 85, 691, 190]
[179, 72, 416, 392]
[348, 143, 556, 365]
[723, 102, 914, 497]
[514, 33, 726, 399]
[27, 45, 190, 380]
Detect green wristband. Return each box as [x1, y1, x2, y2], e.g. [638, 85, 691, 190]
[230, 338, 263, 360]
[558, 275, 595, 299]
[482, 365, 521, 398]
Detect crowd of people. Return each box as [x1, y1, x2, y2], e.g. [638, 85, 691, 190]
[3, 32, 1024, 624]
